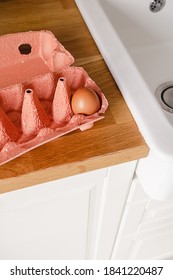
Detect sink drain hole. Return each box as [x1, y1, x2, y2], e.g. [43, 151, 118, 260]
[150, 0, 166, 13]
[161, 87, 173, 109]
[155, 82, 173, 113]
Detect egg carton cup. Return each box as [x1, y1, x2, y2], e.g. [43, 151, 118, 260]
[0, 30, 108, 166]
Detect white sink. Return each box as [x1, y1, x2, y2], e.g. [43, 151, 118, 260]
[75, 0, 173, 200]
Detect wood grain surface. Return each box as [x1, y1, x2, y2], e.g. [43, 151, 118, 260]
[0, 0, 149, 193]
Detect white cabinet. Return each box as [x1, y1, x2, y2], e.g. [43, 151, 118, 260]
[1, 159, 173, 260]
[112, 177, 173, 260]
[0, 161, 137, 260]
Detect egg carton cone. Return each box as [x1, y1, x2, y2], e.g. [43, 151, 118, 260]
[0, 30, 108, 165]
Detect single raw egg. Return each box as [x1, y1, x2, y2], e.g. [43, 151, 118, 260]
[71, 87, 101, 115]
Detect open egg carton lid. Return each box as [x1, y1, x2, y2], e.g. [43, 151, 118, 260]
[0, 30, 108, 166]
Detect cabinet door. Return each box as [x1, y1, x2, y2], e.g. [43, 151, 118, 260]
[0, 161, 136, 260]
[112, 177, 173, 260]
[0, 168, 107, 260]
[93, 161, 137, 259]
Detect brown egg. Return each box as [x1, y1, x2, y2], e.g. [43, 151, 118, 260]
[71, 87, 101, 115]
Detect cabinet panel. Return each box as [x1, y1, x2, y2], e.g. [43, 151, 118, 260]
[112, 177, 173, 259]
[113, 227, 173, 260]
[94, 161, 137, 259]
[127, 176, 149, 203]
[0, 161, 137, 260]
[129, 228, 173, 260]
[139, 216, 173, 233]
[142, 200, 173, 222]
[0, 169, 107, 260]
[0, 189, 89, 259]
[119, 201, 149, 236]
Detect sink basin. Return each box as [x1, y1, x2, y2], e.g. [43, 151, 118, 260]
[75, 0, 173, 200]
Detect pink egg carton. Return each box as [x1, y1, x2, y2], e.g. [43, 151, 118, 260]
[0, 30, 108, 165]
